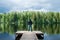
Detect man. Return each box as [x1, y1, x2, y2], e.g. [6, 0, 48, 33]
[28, 19, 32, 31]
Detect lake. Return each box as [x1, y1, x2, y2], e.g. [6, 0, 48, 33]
[0, 32, 60, 40]
[0, 24, 60, 40]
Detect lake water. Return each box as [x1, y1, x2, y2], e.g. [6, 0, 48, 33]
[0, 32, 15, 40]
[0, 32, 60, 40]
[0, 24, 60, 40]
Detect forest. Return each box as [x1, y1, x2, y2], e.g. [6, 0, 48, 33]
[0, 11, 60, 34]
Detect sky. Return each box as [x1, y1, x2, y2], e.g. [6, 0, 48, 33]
[0, 0, 60, 13]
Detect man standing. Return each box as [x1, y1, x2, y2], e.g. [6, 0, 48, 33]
[28, 19, 32, 31]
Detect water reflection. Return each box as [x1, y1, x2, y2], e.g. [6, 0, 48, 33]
[0, 32, 15, 40]
[39, 24, 60, 34]
[0, 33, 60, 40]
[44, 33, 60, 40]
[0, 24, 60, 40]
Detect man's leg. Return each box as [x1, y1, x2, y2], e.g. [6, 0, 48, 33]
[28, 25, 29, 31]
[30, 25, 32, 31]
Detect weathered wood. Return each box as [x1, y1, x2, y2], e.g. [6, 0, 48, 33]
[20, 32, 38, 40]
[16, 31, 43, 34]
[33, 31, 44, 39]
[15, 31, 44, 40]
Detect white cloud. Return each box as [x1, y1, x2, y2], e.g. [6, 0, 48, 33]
[39, 8, 49, 12]
[10, 0, 21, 3]
[8, 0, 51, 10]
[0, 0, 60, 12]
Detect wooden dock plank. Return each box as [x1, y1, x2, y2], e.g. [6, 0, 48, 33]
[16, 31, 44, 40]
[16, 31, 43, 34]
[20, 32, 38, 40]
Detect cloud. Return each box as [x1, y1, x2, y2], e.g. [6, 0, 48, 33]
[0, 0, 60, 13]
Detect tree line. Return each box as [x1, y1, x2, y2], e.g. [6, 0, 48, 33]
[0, 11, 60, 33]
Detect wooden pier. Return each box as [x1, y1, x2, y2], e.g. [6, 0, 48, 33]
[15, 31, 44, 40]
